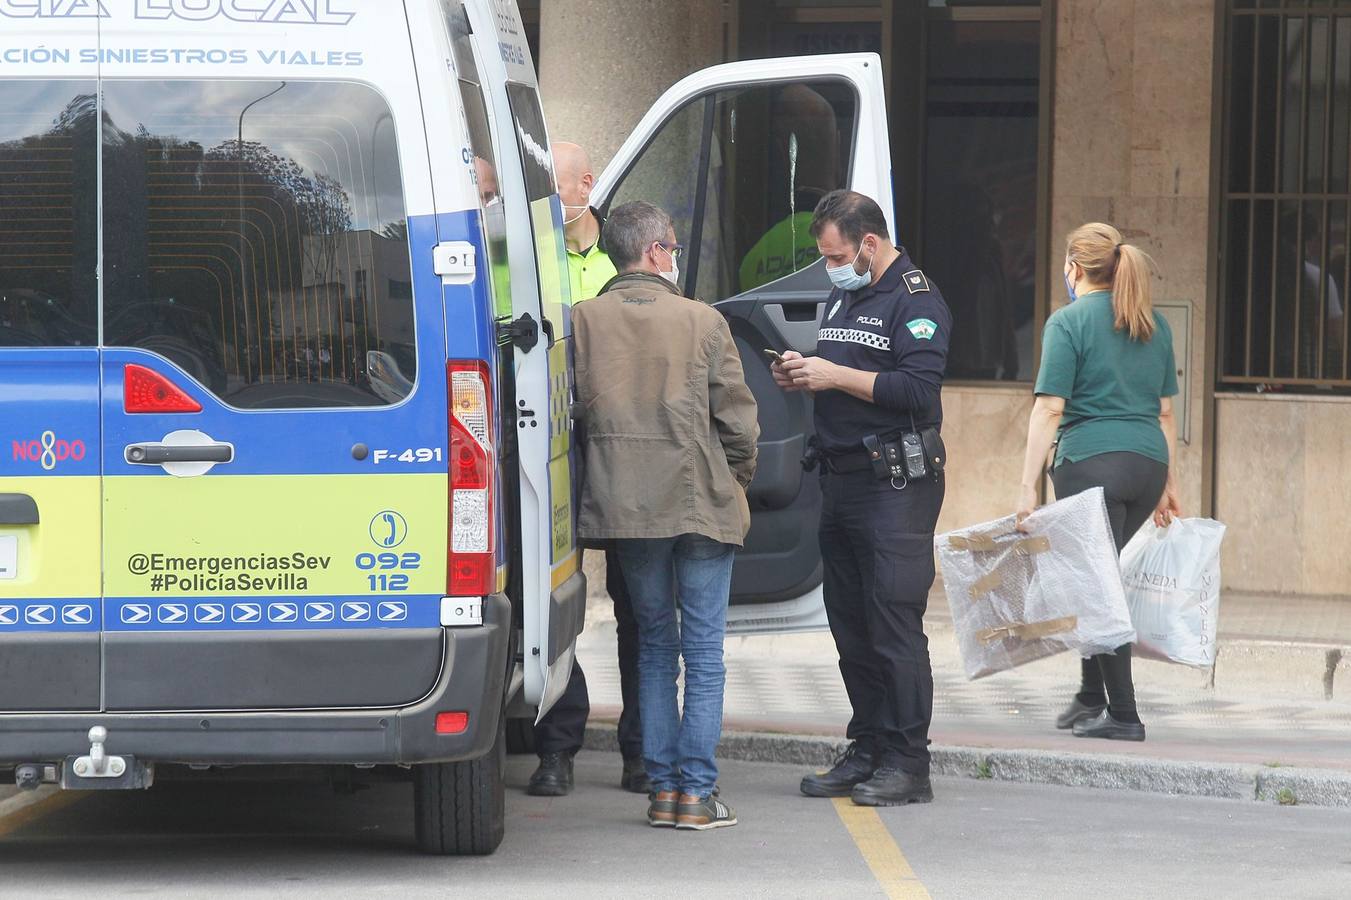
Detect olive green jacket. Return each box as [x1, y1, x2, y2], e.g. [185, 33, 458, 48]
[572, 273, 759, 546]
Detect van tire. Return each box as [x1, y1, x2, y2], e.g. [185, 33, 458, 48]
[413, 712, 506, 856]
[505, 717, 536, 755]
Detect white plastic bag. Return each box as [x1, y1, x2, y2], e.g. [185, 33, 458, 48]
[1119, 518, 1226, 667]
[937, 488, 1136, 680]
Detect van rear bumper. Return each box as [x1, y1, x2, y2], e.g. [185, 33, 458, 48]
[0, 593, 512, 768]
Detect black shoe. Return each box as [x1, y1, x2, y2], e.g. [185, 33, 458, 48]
[621, 757, 651, 794]
[850, 768, 934, 807]
[1073, 709, 1146, 742]
[1055, 697, 1107, 730]
[801, 742, 876, 798]
[527, 752, 575, 796]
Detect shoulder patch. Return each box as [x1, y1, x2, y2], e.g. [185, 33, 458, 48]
[903, 270, 930, 294]
[827, 298, 843, 321]
[907, 318, 938, 341]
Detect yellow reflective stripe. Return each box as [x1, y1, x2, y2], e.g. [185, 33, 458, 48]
[551, 551, 580, 590]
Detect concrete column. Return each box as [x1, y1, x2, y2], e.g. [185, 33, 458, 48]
[538, 0, 726, 170]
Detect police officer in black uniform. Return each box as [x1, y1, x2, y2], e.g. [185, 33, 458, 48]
[774, 190, 951, 806]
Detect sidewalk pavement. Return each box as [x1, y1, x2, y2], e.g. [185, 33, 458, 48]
[574, 582, 1351, 803]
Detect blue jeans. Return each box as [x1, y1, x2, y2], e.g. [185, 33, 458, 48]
[615, 534, 735, 799]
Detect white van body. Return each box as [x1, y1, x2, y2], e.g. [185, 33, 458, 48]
[0, 0, 892, 854]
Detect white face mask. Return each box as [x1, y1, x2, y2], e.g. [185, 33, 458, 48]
[562, 204, 589, 226]
[657, 243, 680, 287]
[826, 240, 874, 292]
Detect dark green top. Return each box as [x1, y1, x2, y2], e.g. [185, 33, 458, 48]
[1034, 290, 1178, 467]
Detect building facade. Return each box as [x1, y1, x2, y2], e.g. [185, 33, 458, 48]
[527, 0, 1351, 598]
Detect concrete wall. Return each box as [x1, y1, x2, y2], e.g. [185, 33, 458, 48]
[1215, 394, 1351, 595]
[537, 0, 726, 170]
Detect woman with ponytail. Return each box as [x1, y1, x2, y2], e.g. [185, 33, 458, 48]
[1015, 222, 1182, 742]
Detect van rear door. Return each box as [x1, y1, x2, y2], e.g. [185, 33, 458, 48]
[0, 66, 103, 712]
[96, 13, 451, 711]
[459, 0, 585, 716]
[592, 54, 895, 635]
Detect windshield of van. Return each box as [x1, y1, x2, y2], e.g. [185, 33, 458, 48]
[100, 80, 414, 408]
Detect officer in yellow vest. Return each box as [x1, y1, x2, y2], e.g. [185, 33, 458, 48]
[526, 142, 643, 798]
[555, 141, 617, 303]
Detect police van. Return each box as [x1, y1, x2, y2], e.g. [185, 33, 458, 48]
[0, 0, 892, 854]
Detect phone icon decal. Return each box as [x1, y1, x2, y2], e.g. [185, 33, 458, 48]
[368, 510, 408, 549]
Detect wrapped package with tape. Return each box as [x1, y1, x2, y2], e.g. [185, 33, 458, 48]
[936, 487, 1136, 680]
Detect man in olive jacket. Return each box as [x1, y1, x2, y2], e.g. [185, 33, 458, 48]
[572, 200, 758, 831]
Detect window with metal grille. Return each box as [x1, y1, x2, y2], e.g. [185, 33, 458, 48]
[1220, 3, 1351, 392]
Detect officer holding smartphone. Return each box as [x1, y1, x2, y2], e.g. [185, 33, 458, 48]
[773, 190, 951, 807]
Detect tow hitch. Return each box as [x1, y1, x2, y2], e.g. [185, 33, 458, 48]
[61, 727, 154, 791]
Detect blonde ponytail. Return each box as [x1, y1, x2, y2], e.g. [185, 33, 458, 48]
[1065, 222, 1159, 342]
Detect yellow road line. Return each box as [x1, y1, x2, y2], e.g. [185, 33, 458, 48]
[0, 788, 85, 838]
[832, 798, 932, 900]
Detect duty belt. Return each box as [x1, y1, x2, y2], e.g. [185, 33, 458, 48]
[822, 450, 875, 474]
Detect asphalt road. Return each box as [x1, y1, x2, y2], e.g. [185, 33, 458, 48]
[0, 753, 1347, 899]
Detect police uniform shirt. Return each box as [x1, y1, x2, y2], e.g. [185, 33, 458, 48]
[813, 247, 952, 455]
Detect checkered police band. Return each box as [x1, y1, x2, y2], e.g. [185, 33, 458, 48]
[818, 328, 892, 351]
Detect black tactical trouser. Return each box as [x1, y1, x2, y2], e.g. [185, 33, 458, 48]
[820, 469, 945, 776]
[534, 549, 642, 759]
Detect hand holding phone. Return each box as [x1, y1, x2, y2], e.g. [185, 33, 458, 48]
[763, 348, 787, 366]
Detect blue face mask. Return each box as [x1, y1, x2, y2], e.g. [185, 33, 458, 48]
[827, 242, 874, 292]
[1064, 271, 1078, 303]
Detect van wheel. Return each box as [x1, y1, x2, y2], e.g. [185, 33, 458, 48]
[413, 713, 506, 856]
[505, 717, 536, 755]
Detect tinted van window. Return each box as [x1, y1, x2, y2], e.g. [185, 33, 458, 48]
[101, 80, 414, 408]
[0, 82, 97, 348]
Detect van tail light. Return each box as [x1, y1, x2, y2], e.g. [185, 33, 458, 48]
[447, 361, 495, 597]
[124, 364, 202, 414]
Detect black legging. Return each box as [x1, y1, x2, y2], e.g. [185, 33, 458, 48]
[1052, 451, 1169, 722]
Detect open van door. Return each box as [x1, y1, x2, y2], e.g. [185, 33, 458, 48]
[592, 54, 894, 635]
[460, 0, 585, 715]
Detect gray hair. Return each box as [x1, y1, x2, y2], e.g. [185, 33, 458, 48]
[603, 201, 673, 272]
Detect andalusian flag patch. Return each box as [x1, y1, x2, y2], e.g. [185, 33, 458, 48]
[907, 318, 938, 340]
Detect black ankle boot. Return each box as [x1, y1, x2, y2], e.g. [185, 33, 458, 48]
[851, 768, 933, 807]
[800, 742, 876, 798]
[527, 752, 575, 796]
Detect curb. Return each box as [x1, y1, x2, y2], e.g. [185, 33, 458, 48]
[582, 725, 1351, 808]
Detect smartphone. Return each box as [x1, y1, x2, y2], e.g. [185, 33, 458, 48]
[763, 348, 787, 366]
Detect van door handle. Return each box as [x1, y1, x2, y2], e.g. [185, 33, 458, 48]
[0, 493, 39, 525]
[125, 443, 234, 465]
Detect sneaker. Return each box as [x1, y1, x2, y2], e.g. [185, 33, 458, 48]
[850, 768, 934, 807]
[675, 792, 738, 830]
[621, 756, 652, 794]
[647, 789, 678, 827]
[526, 752, 575, 797]
[800, 742, 875, 798]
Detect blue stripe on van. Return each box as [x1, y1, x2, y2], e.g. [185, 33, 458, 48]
[103, 594, 442, 632]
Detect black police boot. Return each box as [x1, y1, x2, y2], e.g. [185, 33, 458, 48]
[1055, 695, 1107, 730]
[800, 742, 876, 798]
[620, 756, 651, 794]
[850, 767, 934, 807]
[1072, 709, 1146, 742]
[527, 752, 575, 796]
